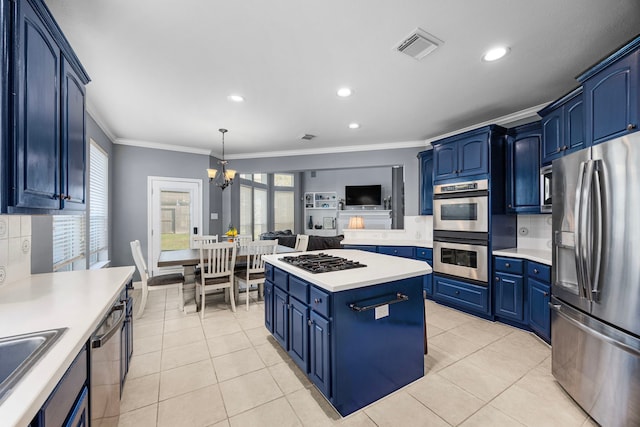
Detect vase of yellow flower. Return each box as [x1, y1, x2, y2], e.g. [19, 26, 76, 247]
[225, 224, 238, 242]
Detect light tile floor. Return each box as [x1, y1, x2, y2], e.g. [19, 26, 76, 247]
[119, 288, 598, 427]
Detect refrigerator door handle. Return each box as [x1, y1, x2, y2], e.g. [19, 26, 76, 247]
[574, 161, 588, 300]
[591, 161, 603, 301]
[580, 160, 595, 302]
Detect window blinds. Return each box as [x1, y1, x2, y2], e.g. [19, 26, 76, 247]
[52, 215, 86, 271]
[90, 141, 109, 266]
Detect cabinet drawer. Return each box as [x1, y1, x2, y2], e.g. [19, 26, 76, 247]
[310, 287, 331, 318]
[273, 267, 288, 291]
[434, 276, 489, 314]
[415, 247, 433, 260]
[343, 245, 377, 252]
[289, 275, 309, 304]
[378, 246, 415, 259]
[264, 263, 274, 282]
[494, 257, 524, 274]
[527, 261, 551, 283]
[41, 346, 87, 427]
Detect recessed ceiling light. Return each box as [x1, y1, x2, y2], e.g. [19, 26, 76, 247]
[228, 94, 244, 102]
[348, 123, 360, 129]
[482, 46, 510, 62]
[337, 87, 352, 97]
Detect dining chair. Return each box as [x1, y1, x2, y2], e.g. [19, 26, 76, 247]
[196, 241, 237, 318]
[234, 239, 278, 311]
[235, 235, 252, 247]
[294, 234, 309, 252]
[130, 240, 184, 318]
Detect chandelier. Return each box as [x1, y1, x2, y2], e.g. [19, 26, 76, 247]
[207, 128, 237, 190]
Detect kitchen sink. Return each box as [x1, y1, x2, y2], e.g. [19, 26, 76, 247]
[0, 328, 67, 403]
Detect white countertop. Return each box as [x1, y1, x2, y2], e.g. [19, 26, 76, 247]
[341, 238, 433, 248]
[263, 249, 432, 292]
[493, 248, 552, 265]
[0, 266, 135, 427]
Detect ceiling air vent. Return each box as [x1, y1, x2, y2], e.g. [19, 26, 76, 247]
[300, 134, 316, 141]
[396, 28, 443, 60]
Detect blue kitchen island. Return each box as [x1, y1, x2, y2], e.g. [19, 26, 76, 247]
[262, 249, 432, 416]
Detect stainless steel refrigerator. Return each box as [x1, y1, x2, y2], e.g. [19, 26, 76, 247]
[551, 133, 640, 427]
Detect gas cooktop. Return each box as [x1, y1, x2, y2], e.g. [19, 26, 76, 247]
[280, 253, 367, 274]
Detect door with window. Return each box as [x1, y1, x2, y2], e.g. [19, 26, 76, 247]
[149, 177, 202, 275]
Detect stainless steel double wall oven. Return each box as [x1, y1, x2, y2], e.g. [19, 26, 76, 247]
[433, 179, 490, 283]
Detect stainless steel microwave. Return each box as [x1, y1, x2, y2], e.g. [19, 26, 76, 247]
[540, 165, 552, 213]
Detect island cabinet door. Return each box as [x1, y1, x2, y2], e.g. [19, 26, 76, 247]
[264, 280, 274, 332]
[273, 287, 289, 350]
[309, 311, 331, 398]
[288, 297, 309, 373]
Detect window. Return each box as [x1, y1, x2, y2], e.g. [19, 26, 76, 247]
[53, 215, 86, 271]
[89, 140, 109, 267]
[239, 173, 296, 239]
[274, 173, 295, 232]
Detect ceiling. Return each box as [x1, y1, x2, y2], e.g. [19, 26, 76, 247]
[45, 0, 640, 158]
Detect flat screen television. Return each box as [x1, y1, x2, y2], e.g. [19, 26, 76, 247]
[345, 185, 382, 206]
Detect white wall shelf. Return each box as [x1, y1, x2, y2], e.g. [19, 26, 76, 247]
[304, 192, 338, 236]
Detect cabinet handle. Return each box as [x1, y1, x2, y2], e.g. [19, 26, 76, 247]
[508, 204, 512, 208]
[505, 263, 510, 268]
[51, 194, 59, 200]
[495, 277, 500, 282]
[455, 290, 460, 295]
[628, 123, 637, 131]
[314, 298, 321, 304]
[533, 268, 539, 274]
[307, 319, 314, 326]
[64, 195, 72, 200]
[543, 292, 549, 297]
[562, 146, 568, 151]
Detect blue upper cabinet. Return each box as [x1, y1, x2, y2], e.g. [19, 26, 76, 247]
[539, 87, 584, 165]
[3, 0, 90, 212]
[418, 150, 433, 215]
[432, 125, 506, 183]
[506, 122, 541, 213]
[13, 0, 62, 210]
[432, 143, 457, 180]
[578, 37, 640, 146]
[60, 59, 87, 210]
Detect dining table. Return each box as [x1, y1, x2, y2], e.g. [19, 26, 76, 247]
[158, 243, 297, 313]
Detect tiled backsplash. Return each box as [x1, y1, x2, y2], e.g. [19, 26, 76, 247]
[0, 215, 32, 286]
[517, 214, 552, 251]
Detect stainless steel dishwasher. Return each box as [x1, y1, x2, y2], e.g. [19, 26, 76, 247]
[90, 302, 125, 425]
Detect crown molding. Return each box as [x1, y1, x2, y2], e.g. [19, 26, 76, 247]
[100, 102, 548, 158]
[423, 102, 548, 146]
[226, 140, 427, 160]
[115, 138, 214, 156]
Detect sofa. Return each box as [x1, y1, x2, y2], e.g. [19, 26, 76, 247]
[260, 230, 344, 251]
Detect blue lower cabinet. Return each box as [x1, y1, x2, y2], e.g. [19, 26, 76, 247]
[342, 245, 377, 252]
[423, 274, 433, 296]
[264, 280, 274, 332]
[64, 386, 88, 427]
[273, 287, 289, 350]
[288, 297, 309, 372]
[30, 345, 88, 427]
[494, 272, 525, 323]
[433, 275, 490, 315]
[377, 246, 415, 259]
[309, 311, 331, 397]
[529, 278, 551, 342]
